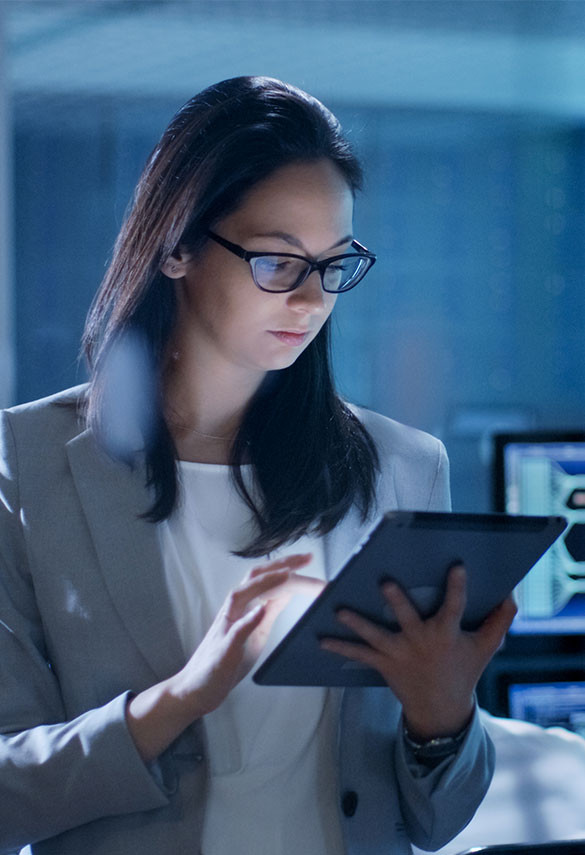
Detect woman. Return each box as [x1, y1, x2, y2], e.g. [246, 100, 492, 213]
[0, 76, 516, 855]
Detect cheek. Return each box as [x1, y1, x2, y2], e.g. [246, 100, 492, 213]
[322, 293, 338, 323]
[307, 295, 337, 345]
[181, 266, 246, 329]
[209, 285, 273, 351]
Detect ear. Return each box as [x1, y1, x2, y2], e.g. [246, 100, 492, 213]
[161, 250, 190, 279]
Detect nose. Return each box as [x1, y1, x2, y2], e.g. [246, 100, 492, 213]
[285, 269, 331, 314]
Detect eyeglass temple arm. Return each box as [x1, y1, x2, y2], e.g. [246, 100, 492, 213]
[206, 230, 248, 258]
[351, 239, 375, 258]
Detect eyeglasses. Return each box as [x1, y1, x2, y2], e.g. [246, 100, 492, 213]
[206, 230, 376, 293]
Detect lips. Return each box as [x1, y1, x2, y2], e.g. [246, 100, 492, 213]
[268, 330, 310, 346]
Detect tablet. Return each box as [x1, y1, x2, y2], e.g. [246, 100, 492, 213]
[253, 511, 567, 687]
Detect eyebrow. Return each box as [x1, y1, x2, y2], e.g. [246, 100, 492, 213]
[250, 231, 353, 253]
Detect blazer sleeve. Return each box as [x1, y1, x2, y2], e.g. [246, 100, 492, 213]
[392, 436, 493, 848]
[0, 411, 170, 853]
[349, 412, 493, 850]
[395, 703, 494, 850]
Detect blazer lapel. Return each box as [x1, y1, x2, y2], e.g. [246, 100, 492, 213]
[66, 429, 185, 681]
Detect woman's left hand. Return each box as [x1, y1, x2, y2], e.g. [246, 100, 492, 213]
[320, 565, 517, 740]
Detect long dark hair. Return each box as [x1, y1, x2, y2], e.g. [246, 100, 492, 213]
[83, 76, 379, 557]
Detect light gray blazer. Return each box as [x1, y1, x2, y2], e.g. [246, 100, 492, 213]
[0, 386, 493, 855]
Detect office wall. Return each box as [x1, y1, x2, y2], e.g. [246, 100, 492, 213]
[13, 94, 585, 510]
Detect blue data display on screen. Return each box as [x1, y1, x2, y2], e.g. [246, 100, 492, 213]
[503, 441, 585, 634]
[508, 682, 585, 736]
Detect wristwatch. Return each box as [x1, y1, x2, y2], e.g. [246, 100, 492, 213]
[402, 721, 469, 762]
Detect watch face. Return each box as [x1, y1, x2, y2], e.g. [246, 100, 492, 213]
[419, 736, 459, 754]
[404, 729, 466, 757]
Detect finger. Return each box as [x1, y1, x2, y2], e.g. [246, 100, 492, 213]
[320, 637, 382, 670]
[335, 608, 394, 652]
[282, 574, 326, 597]
[436, 564, 467, 629]
[227, 602, 266, 644]
[381, 582, 421, 632]
[256, 575, 326, 635]
[474, 595, 518, 655]
[223, 570, 291, 621]
[249, 553, 312, 578]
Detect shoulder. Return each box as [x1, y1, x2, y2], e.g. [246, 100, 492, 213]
[3, 384, 87, 422]
[1, 384, 88, 457]
[0, 385, 89, 520]
[4, 383, 87, 416]
[350, 404, 446, 465]
[348, 404, 450, 512]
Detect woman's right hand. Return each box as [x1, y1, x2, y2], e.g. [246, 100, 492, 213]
[126, 553, 322, 762]
[174, 552, 320, 716]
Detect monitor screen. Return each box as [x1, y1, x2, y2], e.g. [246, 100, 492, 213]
[508, 681, 585, 736]
[493, 431, 585, 634]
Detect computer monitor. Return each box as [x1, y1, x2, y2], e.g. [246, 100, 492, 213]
[493, 431, 585, 634]
[508, 680, 585, 736]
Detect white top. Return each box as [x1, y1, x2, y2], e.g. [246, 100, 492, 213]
[158, 460, 345, 855]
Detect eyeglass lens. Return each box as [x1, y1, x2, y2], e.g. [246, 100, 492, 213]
[250, 254, 371, 292]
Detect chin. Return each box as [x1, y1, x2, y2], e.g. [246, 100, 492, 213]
[252, 346, 303, 372]
[266, 351, 306, 371]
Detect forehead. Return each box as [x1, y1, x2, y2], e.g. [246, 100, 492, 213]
[221, 159, 354, 250]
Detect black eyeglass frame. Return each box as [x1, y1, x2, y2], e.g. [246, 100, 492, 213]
[206, 229, 376, 293]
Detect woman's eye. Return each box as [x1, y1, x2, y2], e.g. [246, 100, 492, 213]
[257, 258, 291, 272]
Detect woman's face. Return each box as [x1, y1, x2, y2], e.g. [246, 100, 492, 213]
[172, 158, 354, 380]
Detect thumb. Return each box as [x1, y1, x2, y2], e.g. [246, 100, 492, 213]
[475, 595, 518, 657]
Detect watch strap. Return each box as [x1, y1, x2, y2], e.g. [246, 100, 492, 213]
[403, 719, 469, 761]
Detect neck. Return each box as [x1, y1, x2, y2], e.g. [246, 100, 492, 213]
[163, 341, 264, 464]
